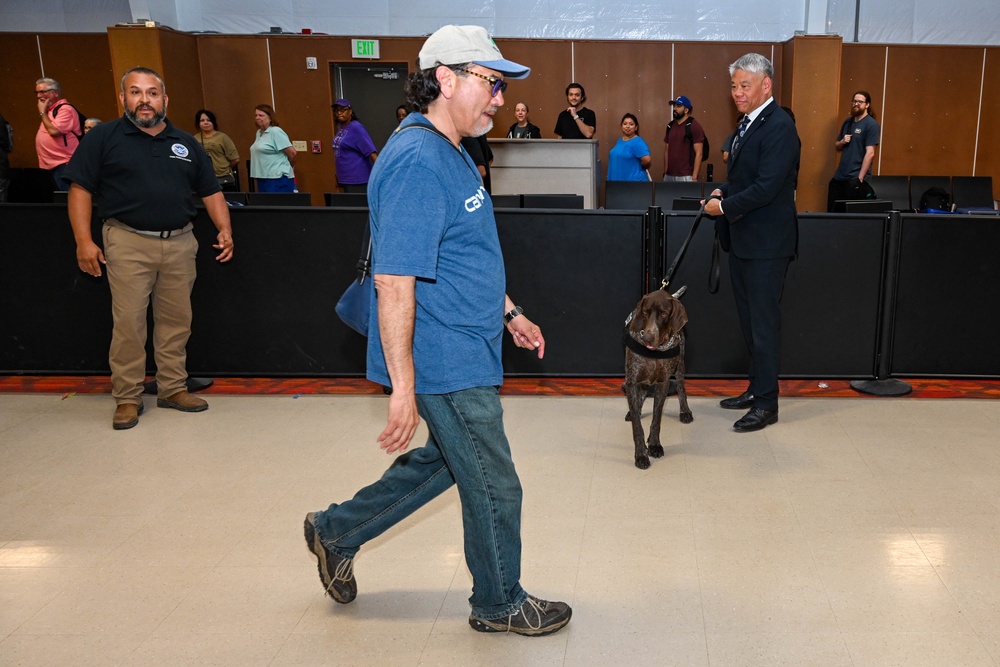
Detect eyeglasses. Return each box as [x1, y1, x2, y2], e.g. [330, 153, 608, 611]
[36, 89, 56, 95]
[455, 68, 507, 97]
[852, 100, 867, 105]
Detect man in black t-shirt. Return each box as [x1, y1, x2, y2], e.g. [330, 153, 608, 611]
[553, 83, 596, 139]
[65, 67, 234, 431]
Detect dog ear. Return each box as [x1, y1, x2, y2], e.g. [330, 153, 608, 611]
[629, 295, 649, 333]
[669, 299, 689, 333]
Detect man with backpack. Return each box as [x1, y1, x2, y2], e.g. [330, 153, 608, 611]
[35, 77, 83, 191]
[662, 95, 707, 181]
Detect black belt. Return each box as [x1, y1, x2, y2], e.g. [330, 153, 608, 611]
[104, 218, 193, 239]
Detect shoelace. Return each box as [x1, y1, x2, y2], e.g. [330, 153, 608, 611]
[326, 556, 354, 595]
[505, 596, 546, 632]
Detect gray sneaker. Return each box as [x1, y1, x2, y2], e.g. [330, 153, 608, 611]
[303, 512, 357, 604]
[469, 595, 572, 637]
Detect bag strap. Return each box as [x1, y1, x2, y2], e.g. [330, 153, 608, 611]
[355, 121, 475, 282]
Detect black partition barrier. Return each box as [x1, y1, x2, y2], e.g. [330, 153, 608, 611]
[185, 207, 369, 376]
[890, 214, 1000, 377]
[0, 204, 113, 372]
[496, 209, 645, 376]
[0, 204, 370, 376]
[662, 212, 885, 377]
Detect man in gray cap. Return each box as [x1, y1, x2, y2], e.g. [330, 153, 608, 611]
[304, 25, 572, 637]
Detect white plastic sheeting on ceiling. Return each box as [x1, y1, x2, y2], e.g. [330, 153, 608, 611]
[0, 0, 997, 45]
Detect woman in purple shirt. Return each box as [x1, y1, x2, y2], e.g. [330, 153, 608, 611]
[332, 99, 378, 193]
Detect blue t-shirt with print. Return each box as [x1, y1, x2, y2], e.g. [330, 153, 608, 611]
[366, 114, 505, 394]
[607, 135, 651, 182]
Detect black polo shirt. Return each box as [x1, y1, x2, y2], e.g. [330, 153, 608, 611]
[65, 116, 219, 231]
[553, 107, 596, 139]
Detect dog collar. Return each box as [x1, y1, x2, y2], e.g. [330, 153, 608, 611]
[622, 327, 681, 359]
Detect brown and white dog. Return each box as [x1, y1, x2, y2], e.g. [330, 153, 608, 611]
[623, 288, 693, 469]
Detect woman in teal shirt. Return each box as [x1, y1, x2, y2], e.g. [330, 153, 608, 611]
[607, 113, 651, 182]
[250, 104, 297, 192]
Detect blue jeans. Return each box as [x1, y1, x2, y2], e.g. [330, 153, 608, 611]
[256, 176, 295, 192]
[311, 386, 527, 620]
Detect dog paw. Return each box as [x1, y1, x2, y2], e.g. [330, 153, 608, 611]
[634, 455, 651, 470]
[649, 444, 665, 458]
[680, 411, 694, 424]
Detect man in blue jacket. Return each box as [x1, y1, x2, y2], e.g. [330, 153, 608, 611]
[705, 53, 800, 432]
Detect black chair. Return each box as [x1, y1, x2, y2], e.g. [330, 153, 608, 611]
[324, 192, 369, 207]
[843, 199, 894, 213]
[909, 176, 951, 211]
[654, 181, 703, 208]
[521, 194, 584, 209]
[671, 198, 703, 211]
[867, 175, 910, 211]
[490, 194, 521, 208]
[222, 191, 248, 206]
[51, 191, 69, 204]
[951, 176, 996, 209]
[605, 181, 653, 210]
[245, 192, 312, 207]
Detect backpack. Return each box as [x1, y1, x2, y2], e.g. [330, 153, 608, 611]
[669, 118, 709, 167]
[0, 119, 12, 153]
[918, 187, 951, 212]
[49, 101, 86, 145]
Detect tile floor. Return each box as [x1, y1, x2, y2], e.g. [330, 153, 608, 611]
[2, 392, 1000, 666]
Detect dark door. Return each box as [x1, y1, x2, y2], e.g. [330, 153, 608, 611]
[331, 63, 409, 151]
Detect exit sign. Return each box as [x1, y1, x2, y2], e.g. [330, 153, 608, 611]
[352, 39, 380, 59]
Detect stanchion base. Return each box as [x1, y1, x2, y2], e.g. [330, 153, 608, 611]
[850, 378, 912, 396]
[143, 377, 214, 395]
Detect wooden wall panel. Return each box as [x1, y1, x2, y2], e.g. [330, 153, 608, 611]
[107, 26, 163, 116]
[38, 34, 118, 127]
[158, 29, 204, 142]
[839, 44, 887, 181]
[881, 46, 982, 176]
[787, 36, 843, 212]
[0, 34, 115, 169]
[487, 39, 573, 141]
[675, 42, 778, 182]
[975, 48, 999, 182]
[0, 34, 50, 168]
[7, 31, 997, 208]
[196, 36, 271, 192]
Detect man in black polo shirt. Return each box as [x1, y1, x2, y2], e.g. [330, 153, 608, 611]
[553, 83, 596, 139]
[66, 67, 234, 431]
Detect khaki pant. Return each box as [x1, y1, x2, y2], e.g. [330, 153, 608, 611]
[102, 223, 198, 404]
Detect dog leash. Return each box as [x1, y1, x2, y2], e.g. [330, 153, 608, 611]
[659, 201, 722, 294]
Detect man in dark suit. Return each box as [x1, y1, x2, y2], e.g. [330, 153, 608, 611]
[704, 53, 799, 432]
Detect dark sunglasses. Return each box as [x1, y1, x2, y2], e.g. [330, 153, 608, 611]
[455, 68, 507, 97]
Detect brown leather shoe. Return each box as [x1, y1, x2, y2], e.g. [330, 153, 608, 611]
[157, 390, 208, 412]
[113, 402, 143, 430]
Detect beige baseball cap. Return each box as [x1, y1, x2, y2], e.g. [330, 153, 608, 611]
[418, 25, 530, 79]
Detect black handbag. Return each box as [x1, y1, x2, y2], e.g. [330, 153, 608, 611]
[335, 225, 372, 336]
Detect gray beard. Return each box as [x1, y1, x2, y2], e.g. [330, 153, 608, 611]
[471, 118, 494, 137]
[125, 106, 166, 128]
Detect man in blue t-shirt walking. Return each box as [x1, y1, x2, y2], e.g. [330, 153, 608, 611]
[304, 25, 572, 637]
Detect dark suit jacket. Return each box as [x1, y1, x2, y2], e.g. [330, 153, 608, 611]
[719, 101, 800, 260]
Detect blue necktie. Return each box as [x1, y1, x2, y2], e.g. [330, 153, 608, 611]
[732, 115, 750, 153]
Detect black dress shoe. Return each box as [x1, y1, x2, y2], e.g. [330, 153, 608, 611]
[733, 407, 778, 432]
[720, 390, 755, 410]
